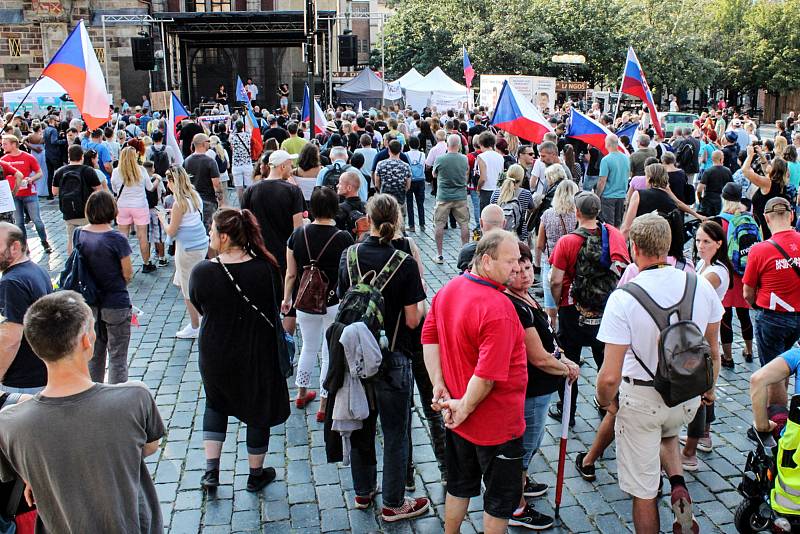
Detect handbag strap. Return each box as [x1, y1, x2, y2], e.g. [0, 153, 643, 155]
[304, 225, 342, 265]
[216, 259, 275, 329]
[768, 239, 800, 279]
[5, 478, 23, 518]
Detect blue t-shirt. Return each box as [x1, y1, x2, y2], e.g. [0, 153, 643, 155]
[78, 229, 132, 309]
[782, 348, 800, 394]
[700, 143, 716, 172]
[599, 152, 630, 199]
[788, 161, 800, 189]
[82, 141, 112, 180]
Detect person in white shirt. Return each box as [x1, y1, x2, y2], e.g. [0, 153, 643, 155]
[246, 78, 259, 105]
[475, 131, 505, 213]
[596, 213, 722, 534]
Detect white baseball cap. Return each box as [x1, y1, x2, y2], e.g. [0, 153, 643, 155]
[268, 150, 298, 167]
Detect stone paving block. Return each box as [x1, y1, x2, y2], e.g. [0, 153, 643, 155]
[203, 498, 233, 526]
[289, 503, 321, 528]
[317, 484, 345, 510]
[320, 508, 350, 532]
[169, 509, 202, 534]
[231, 509, 261, 531]
[288, 482, 315, 504]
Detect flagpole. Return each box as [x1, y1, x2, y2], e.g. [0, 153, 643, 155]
[612, 47, 628, 123]
[10, 74, 44, 119]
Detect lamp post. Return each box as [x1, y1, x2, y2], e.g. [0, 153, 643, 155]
[551, 54, 585, 106]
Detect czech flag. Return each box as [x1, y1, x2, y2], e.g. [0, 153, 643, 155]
[302, 83, 328, 136]
[566, 108, 627, 155]
[463, 47, 475, 89]
[167, 92, 188, 165]
[42, 20, 110, 130]
[490, 80, 553, 144]
[236, 75, 263, 160]
[620, 46, 664, 139]
[616, 121, 640, 142]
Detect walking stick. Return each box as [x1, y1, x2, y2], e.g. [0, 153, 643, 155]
[554, 379, 572, 520]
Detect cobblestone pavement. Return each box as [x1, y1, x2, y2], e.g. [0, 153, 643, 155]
[29, 187, 757, 533]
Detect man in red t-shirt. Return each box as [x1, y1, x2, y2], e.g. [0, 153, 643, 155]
[549, 192, 629, 425]
[0, 136, 50, 253]
[743, 197, 800, 405]
[422, 229, 527, 534]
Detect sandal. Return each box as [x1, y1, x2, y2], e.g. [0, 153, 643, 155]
[721, 357, 734, 369]
[295, 390, 317, 409]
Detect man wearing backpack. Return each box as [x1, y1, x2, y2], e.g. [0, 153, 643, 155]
[549, 192, 629, 426]
[316, 146, 352, 190]
[672, 128, 700, 185]
[335, 172, 367, 238]
[596, 213, 722, 534]
[145, 132, 176, 179]
[52, 145, 103, 254]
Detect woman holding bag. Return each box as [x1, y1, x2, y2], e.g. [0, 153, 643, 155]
[282, 187, 353, 420]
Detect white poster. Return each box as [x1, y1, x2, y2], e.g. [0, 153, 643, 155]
[479, 75, 556, 113]
[0, 180, 14, 214]
[383, 83, 403, 101]
[531, 76, 557, 114]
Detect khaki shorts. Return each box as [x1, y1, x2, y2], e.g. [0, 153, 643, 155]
[614, 380, 700, 499]
[433, 200, 470, 227]
[173, 245, 208, 299]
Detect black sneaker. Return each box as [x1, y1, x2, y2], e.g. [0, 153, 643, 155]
[200, 469, 219, 489]
[523, 476, 548, 497]
[157, 257, 169, 267]
[575, 452, 596, 481]
[142, 262, 157, 273]
[744, 351, 753, 363]
[246, 467, 276, 492]
[508, 504, 554, 530]
[42, 241, 52, 254]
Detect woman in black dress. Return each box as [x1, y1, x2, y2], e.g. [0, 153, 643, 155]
[743, 144, 790, 239]
[189, 208, 289, 492]
[214, 84, 228, 111]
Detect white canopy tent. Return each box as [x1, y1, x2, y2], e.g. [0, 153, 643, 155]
[392, 68, 425, 90]
[2, 76, 112, 116]
[404, 67, 470, 112]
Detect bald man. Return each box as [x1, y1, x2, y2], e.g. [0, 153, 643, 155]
[335, 171, 367, 236]
[457, 204, 505, 272]
[696, 150, 733, 216]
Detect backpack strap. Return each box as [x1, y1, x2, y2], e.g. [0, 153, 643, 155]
[373, 249, 409, 292]
[346, 244, 364, 286]
[676, 271, 698, 321]
[768, 239, 800, 279]
[621, 271, 698, 335]
[304, 226, 342, 264]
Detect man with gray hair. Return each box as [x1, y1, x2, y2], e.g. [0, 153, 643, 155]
[432, 134, 471, 263]
[629, 133, 656, 177]
[0, 291, 165, 533]
[317, 146, 352, 189]
[596, 134, 630, 227]
[530, 141, 573, 202]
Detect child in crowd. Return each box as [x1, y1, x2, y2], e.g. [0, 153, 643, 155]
[142, 161, 168, 267]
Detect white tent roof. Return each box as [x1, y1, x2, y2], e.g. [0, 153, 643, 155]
[405, 67, 467, 94]
[392, 68, 425, 89]
[3, 77, 69, 101]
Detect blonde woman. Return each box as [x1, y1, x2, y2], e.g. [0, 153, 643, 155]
[112, 146, 157, 272]
[489, 164, 533, 241]
[536, 179, 579, 327]
[774, 135, 788, 161]
[209, 135, 230, 185]
[157, 165, 209, 339]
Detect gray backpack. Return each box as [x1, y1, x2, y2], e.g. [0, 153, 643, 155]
[621, 272, 714, 407]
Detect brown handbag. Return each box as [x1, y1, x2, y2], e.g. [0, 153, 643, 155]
[294, 226, 342, 314]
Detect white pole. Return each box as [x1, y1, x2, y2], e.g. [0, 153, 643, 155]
[160, 21, 169, 91]
[101, 18, 110, 95]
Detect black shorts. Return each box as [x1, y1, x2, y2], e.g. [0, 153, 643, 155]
[445, 430, 523, 519]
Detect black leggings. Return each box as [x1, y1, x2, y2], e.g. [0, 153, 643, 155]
[203, 405, 271, 455]
[721, 306, 753, 345]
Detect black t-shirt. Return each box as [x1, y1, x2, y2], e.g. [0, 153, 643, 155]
[457, 242, 476, 272]
[287, 224, 354, 308]
[0, 260, 53, 388]
[179, 123, 204, 158]
[337, 237, 426, 353]
[587, 147, 602, 176]
[701, 165, 733, 195]
[505, 293, 559, 398]
[78, 229, 132, 309]
[667, 170, 688, 198]
[52, 164, 102, 219]
[242, 179, 305, 272]
[263, 127, 288, 146]
[183, 153, 220, 204]
[722, 144, 740, 173]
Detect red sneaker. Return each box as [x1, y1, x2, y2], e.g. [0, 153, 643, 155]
[671, 484, 699, 534]
[316, 411, 325, 423]
[295, 391, 316, 409]
[381, 497, 430, 522]
[354, 489, 377, 510]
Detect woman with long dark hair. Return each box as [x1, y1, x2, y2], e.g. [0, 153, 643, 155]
[744, 145, 791, 239]
[189, 208, 289, 493]
[681, 220, 732, 471]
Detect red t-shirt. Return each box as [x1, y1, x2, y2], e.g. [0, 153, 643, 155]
[549, 223, 630, 307]
[742, 230, 800, 311]
[1, 152, 40, 197]
[420, 273, 527, 446]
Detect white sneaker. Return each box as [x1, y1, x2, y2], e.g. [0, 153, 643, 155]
[176, 324, 199, 339]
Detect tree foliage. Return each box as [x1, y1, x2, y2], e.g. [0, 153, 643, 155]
[374, 0, 800, 94]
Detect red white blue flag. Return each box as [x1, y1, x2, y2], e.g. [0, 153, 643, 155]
[620, 46, 664, 139]
[42, 20, 110, 130]
[567, 108, 627, 155]
[167, 92, 189, 165]
[490, 81, 553, 144]
[463, 47, 475, 89]
[236, 75, 263, 159]
[302, 83, 328, 136]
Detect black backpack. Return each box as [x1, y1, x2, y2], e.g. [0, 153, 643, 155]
[570, 224, 623, 317]
[58, 167, 90, 220]
[150, 145, 170, 177]
[59, 228, 99, 305]
[322, 162, 352, 189]
[526, 179, 559, 233]
[676, 142, 695, 171]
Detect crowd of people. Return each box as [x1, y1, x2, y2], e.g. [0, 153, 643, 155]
[0, 93, 798, 533]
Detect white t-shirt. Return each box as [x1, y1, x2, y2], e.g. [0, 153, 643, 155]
[478, 150, 505, 191]
[695, 259, 730, 301]
[598, 267, 724, 381]
[111, 166, 155, 209]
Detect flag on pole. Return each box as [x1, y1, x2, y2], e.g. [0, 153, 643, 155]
[357, 101, 363, 115]
[620, 46, 664, 139]
[566, 108, 628, 155]
[615, 121, 640, 142]
[167, 92, 189, 165]
[463, 47, 475, 89]
[554, 379, 572, 520]
[236, 75, 263, 159]
[302, 83, 328, 136]
[490, 81, 554, 144]
[42, 20, 110, 130]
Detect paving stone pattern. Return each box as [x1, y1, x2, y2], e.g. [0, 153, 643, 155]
[29, 188, 757, 533]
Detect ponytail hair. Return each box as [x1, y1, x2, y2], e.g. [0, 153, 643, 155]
[366, 193, 399, 245]
[212, 208, 278, 268]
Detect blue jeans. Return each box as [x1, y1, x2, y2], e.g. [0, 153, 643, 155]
[406, 180, 426, 228]
[541, 258, 555, 309]
[522, 393, 553, 469]
[755, 309, 800, 366]
[469, 189, 480, 229]
[350, 353, 412, 508]
[583, 175, 599, 192]
[14, 196, 47, 243]
[0, 385, 44, 395]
